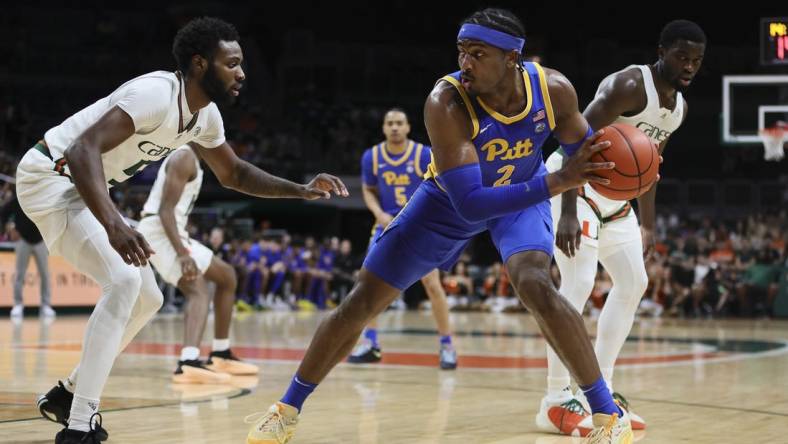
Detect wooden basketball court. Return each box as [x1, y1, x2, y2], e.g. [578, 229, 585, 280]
[2, 311, 787, 442]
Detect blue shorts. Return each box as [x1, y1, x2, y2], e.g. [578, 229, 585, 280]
[366, 225, 385, 255]
[363, 180, 554, 290]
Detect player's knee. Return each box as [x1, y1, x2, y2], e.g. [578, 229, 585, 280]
[111, 267, 143, 300]
[331, 288, 370, 328]
[633, 268, 649, 296]
[610, 267, 648, 301]
[423, 278, 444, 298]
[210, 260, 237, 292]
[102, 267, 143, 319]
[139, 283, 164, 312]
[561, 274, 595, 300]
[222, 263, 238, 292]
[513, 269, 558, 311]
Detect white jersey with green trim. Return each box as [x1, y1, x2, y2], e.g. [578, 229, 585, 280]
[142, 146, 203, 236]
[582, 64, 684, 209]
[42, 70, 224, 187]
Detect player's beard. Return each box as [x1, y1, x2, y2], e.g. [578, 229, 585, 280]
[202, 63, 236, 106]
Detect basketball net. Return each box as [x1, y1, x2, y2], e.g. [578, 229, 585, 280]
[759, 121, 787, 161]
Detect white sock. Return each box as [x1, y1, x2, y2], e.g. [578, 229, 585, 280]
[68, 395, 99, 432]
[546, 378, 573, 401]
[212, 338, 230, 352]
[180, 346, 200, 361]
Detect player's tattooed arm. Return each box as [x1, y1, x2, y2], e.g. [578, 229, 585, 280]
[65, 105, 154, 267]
[191, 142, 348, 200]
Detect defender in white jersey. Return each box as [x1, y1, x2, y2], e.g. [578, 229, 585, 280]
[138, 145, 258, 384]
[535, 20, 706, 437]
[22, 18, 347, 444]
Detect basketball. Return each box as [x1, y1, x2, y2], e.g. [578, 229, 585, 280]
[589, 123, 659, 201]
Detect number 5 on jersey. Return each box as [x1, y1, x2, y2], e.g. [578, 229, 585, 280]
[395, 186, 407, 206]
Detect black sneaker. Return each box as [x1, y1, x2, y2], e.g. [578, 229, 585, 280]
[347, 341, 382, 364]
[55, 413, 108, 443]
[39, 382, 109, 440]
[37, 380, 72, 426]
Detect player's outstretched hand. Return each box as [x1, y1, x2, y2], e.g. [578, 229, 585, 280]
[106, 220, 155, 267]
[558, 129, 615, 189]
[302, 173, 349, 200]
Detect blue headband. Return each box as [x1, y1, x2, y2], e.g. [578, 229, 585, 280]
[457, 23, 525, 53]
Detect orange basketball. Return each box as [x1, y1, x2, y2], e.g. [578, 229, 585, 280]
[589, 123, 659, 201]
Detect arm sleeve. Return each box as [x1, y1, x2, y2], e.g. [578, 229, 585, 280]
[195, 104, 226, 148]
[361, 149, 377, 186]
[112, 77, 172, 132]
[559, 125, 593, 157]
[436, 164, 550, 224]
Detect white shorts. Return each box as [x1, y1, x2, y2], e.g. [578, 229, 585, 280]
[136, 216, 213, 286]
[550, 193, 641, 254]
[16, 148, 87, 255]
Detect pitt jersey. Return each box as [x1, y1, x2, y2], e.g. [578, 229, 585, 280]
[362, 62, 559, 290]
[426, 61, 556, 189]
[361, 140, 431, 216]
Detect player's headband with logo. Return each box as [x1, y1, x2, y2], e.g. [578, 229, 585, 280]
[457, 24, 525, 53]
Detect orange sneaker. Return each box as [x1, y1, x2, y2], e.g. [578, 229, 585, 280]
[172, 359, 231, 384]
[207, 349, 260, 375]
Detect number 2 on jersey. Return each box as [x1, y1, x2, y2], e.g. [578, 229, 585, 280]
[494, 164, 515, 186]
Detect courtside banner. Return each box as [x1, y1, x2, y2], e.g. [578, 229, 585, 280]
[0, 251, 101, 307]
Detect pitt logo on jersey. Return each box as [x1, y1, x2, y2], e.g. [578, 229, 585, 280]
[481, 137, 534, 162]
[382, 171, 412, 186]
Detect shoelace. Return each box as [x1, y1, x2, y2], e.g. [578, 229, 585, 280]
[612, 393, 630, 410]
[244, 409, 288, 442]
[560, 398, 589, 416]
[79, 412, 103, 443]
[585, 413, 619, 442]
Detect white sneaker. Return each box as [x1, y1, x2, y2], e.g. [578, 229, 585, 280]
[10, 305, 24, 318]
[612, 392, 645, 430]
[535, 392, 592, 436]
[40, 305, 56, 318]
[575, 388, 591, 412]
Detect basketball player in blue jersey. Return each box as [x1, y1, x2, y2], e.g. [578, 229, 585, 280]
[247, 8, 633, 444]
[349, 108, 457, 370]
[538, 20, 706, 436]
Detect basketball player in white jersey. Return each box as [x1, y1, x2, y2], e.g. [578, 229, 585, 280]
[536, 20, 706, 436]
[137, 145, 258, 384]
[18, 18, 347, 444]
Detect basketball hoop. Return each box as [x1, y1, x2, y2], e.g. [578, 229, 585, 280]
[759, 121, 787, 161]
